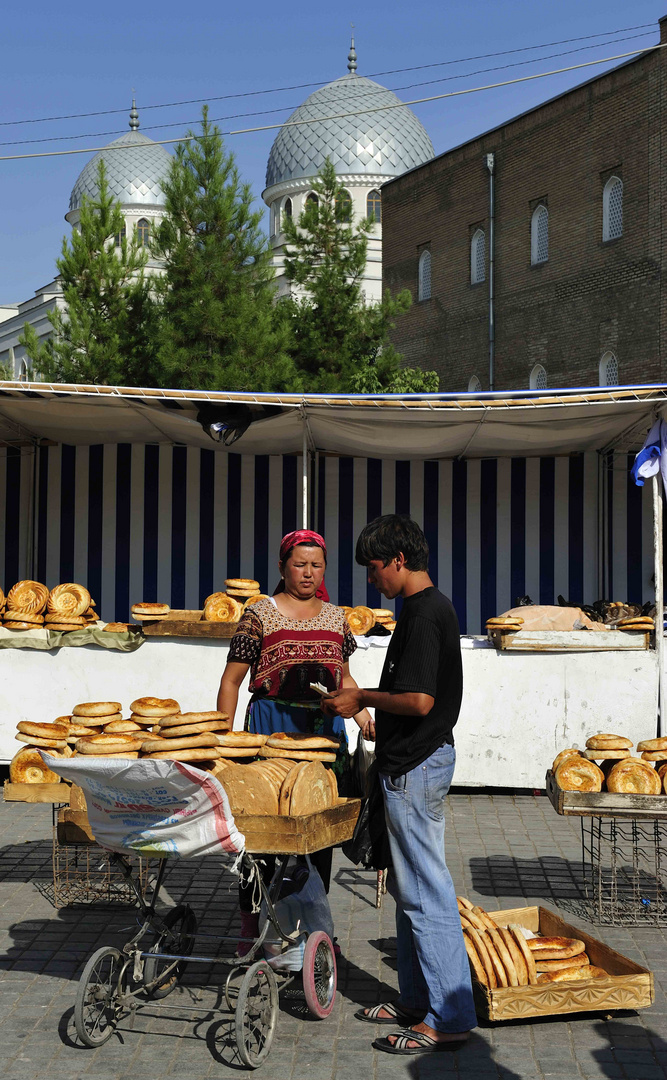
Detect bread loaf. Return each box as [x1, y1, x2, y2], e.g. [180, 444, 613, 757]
[555, 758, 604, 791]
[217, 766, 279, 816]
[72, 701, 122, 717]
[535, 953, 590, 973]
[10, 747, 61, 783]
[130, 697, 180, 718]
[265, 732, 339, 751]
[527, 937, 586, 960]
[288, 760, 333, 816]
[606, 757, 662, 794]
[537, 966, 607, 984]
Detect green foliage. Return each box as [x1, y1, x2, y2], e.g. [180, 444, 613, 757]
[20, 162, 157, 385]
[280, 159, 438, 393]
[0, 359, 14, 380]
[152, 107, 294, 391]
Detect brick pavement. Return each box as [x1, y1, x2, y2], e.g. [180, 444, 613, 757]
[0, 793, 665, 1079]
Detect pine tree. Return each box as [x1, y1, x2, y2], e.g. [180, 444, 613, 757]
[152, 107, 294, 391]
[279, 159, 438, 393]
[20, 161, 157, 385]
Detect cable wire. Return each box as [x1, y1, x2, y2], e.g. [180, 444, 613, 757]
[0, 21, 656, 129]
[0, 42, 663, 164]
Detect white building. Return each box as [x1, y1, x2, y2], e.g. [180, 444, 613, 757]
[0, 102, 171, 378]
[263, 40, 434, 301]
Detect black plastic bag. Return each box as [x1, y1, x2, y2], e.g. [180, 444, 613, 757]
[342, 760, 391, 870]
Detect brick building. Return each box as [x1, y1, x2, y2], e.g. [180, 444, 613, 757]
[382, 17, 667, 392]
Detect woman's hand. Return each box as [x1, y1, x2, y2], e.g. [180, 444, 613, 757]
[357, 714, 376, 741]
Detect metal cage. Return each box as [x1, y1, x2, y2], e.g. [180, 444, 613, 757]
[581, 816, 667, 925]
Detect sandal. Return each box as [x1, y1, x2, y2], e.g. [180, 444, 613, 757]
[373, 1028, 469, 1055]
[355, 1001, 425, 1025]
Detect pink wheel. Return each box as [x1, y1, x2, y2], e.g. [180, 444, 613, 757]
[302, 931, 337, 1019]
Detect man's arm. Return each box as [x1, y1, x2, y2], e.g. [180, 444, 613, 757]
[321, 688, 433, 720]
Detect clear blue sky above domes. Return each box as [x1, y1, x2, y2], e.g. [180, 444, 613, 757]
[0, 0, 664, 300]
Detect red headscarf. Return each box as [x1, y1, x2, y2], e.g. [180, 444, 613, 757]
[278, 530, 329, 601]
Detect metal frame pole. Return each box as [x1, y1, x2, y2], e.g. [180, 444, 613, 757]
[653, 474, 664, 736]
[302, 418, 309, 529]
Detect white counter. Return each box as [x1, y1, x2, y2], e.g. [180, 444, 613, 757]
[1, 638, 658, 788]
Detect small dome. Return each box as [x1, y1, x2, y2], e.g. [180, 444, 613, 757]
[69, 105, 171, 213]
[265, 72, 434, 189]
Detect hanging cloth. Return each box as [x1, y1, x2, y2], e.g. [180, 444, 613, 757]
[631, 418, 667, 494]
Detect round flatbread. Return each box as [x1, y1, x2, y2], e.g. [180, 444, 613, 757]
[70, 713, 122, 727]
[72, 701, 122, 717]
[243, 594, 269, 610]
[15, 733, 67, 748]
[583, 749, 630, 761]
[478, 930, 508, 988]
[289, 760, 333, 816]
[507, 925, 538, 985]
[641, 750, 667, 761]
[3, 610, 44, 625]
[555, 758, 604, 792]
[158, 711, 230, 727]
[216, 766, 279, 816]
[586, 734, 633, 750]
[45, 612, 86, 625]
[9, 747, 62, 784]
[4, 621, 42, 631]
[637, 737, 667, 752]
[384, 621, 397, 632]
[466, 928, 497, 989]
[535, 953, 590, 973]
[606, 757, 662, 794]
[207, 759, 232, 777]
[17, 721, 68, 740]
[279, 761, 308, 814]
[463, 931, 489, 987]
[103, 720, 144, 733]
[259, 746, 336, 762]
[76, 733, 143, 755]
[67, 722, 99, 738]
[215, 746, 261, 758]
[6, 580, 49, 614]
[130, 697, 180, 718]
[203, 594, 242, 623]
[142, 733, 222, 753]
[131, 602, 170, 616]
[346, 606, 375, 635]
[47, 583, 91, 618]
[103, 623, 135, 633]
[224, 579, 260, 591]
[144, 748, 222, 762]
[537, 966, 607, 984]
[499, 928, 528, 986]
[527, 937, 586, 960]
[265, 732, 339, 751]
[552, 749, 581, 772]
[216, 732, 267, 748]
[153, 721, 231, 738]
[226, 588, 261, 598]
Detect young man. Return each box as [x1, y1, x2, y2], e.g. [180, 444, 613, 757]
[322, 514, 476, 1056]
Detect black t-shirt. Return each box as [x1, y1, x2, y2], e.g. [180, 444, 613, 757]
[374, 586, 463, 777]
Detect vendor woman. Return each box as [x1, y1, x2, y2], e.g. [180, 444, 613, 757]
[217, 529, 373, 946]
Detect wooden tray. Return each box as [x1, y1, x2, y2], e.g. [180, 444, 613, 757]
[239, 798, 361, 854]
[140, 610, 239, 638]
[51, 797, 361, 854]
[489, 629, 650, 651]
[546, 770, 667, 820]
[473, 905, 653, 1021]
[4, 781, 71, 804]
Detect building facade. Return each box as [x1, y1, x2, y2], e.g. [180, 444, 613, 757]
[382, 16, 667, 392]
[263, 40, 434, 301]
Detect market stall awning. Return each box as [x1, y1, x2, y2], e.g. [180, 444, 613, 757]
[1, 381, 666, 459]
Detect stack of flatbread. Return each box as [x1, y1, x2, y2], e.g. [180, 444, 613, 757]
[345, 606, 376, 635]
[258, 732, 339, 762]
[371, 608, 396, 632]
[143, 711, 234, 763]
[457, 898, 607, 987]
[131, 602, 171, 623]
[617, 615, 655, 632]
[10, 719, 74, 783]
[225, 578, 261, 601]
[485, 615, 524, 634]
[202, 592, 243, 622]
[552, 735, 667, 794]
[213, 757, 338, 817]
[3, 579, 49, 630]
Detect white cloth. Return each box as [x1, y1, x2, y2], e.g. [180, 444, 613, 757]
[632, 418, 667, 493]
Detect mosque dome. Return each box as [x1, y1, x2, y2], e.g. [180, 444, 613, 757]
[265, 43, 434, 189]
[68, 100, 172, 214]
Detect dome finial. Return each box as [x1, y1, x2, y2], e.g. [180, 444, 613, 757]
[347, 26, 357, 74]
[129, 93, 139, 130]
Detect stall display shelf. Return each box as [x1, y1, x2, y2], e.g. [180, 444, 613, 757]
[139, 610, 238, 638]
[546, 770, 667, 820]
[580, 817, 667, 926]
[489, 629, 650, 651]
[473, 905, 653, 1020]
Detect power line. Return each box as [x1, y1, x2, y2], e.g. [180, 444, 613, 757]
[0, 29, 656, 149]
[0, 42, 663, 164]
[0, 21, 656, 129]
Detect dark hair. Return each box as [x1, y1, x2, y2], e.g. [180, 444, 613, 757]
[355, 514, 429, 571]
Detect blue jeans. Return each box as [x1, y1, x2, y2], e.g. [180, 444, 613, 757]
[380, 744, 477, 1033]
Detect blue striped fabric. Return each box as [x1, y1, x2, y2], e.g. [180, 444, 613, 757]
[0, 446, 656, 630]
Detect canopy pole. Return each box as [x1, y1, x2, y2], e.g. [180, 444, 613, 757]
[302, 418, 309, 529]
[653, 474, 664, 736]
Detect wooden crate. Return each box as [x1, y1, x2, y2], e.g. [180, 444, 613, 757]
[546, 770, 667, 820]
[488, 629, 650, 651]
[473, 905, 653, 1021]
[52, 797, 361, 855]
[140, 610, 238, 638]
[3, 781, 71, 804]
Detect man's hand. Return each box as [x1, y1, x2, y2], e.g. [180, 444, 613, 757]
[321, 687, 364, 719]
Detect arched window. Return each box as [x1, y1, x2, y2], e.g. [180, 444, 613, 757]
[367, 190, 382, 223]
[136, 219, 151, 247]
[114, 225, 126, 247]
[603, 176, 623, 241]
[336, 189, 352, 222]
[531, 204, 549, 264]
[468, 375, 482, 393]
[271, 201, 281, 235]
[284, 197, 293, 221]
[418, 250, 431, 301]
[600, 351, 619, 386]
[529, 363, 548, 390]
[306, 192, 319, 210]
[471, 229, 485, 284]
[19, 358, 30, 382]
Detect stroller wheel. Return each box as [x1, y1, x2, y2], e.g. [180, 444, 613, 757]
[234, 960, 278, 1068]
[74, 946, 126, 1047]
[302, 931, 337, 1019]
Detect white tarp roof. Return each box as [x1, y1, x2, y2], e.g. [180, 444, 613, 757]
[0, 381, 666, 459]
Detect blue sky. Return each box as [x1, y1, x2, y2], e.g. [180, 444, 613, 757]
[1, 0, 664, 301]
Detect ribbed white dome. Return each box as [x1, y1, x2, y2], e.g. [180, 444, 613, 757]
[69, 108, 171, 213]
[265, 73, 434, 188]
